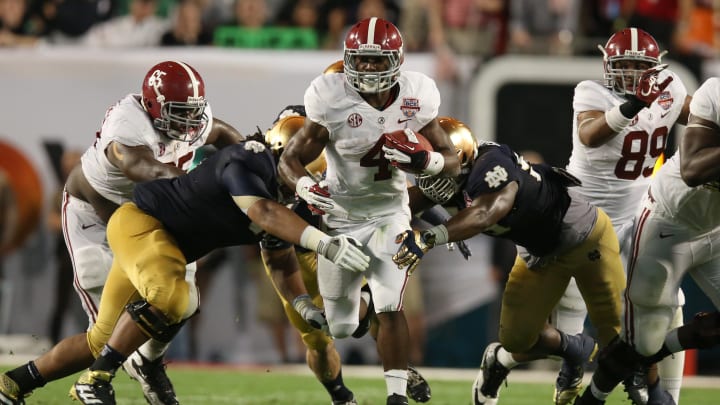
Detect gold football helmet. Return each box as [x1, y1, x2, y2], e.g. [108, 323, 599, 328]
[323, 60, 344, 75]
[416, 117, 478, 204]
[438, 116, 478, 169]
[265, 116, 327, 180]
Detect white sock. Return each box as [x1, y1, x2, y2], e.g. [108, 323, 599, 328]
[137, 339, 169, 361]
[660, 306, 685, 404]
[384, 369, 408, 397]
[496, 347, 519, 369]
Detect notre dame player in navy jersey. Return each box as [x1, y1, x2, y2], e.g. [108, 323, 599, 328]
[0, 138, 370, 405]
[393, 118, 627, 405]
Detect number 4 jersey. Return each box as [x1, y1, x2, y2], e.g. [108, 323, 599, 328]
[566, 69, 687, 227]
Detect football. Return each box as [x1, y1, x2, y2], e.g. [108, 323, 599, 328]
[383, 128, 434, 174]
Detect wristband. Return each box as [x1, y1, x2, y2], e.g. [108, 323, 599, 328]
[422, 224, 449, 246]
[619, 97, 647, 117]
[423, 151, 445, 176]
[299, 226, 327, 252]
[605, 105, 633, 133]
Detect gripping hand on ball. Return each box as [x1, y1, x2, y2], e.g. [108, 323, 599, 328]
[296, 176, 334, 215]
[382, 129, 444, 175]
[393, 230, 434, 275]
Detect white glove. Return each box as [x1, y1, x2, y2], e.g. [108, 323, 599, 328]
[292, 294, 328, 332]
[317, 235, 370, 272]
[296, 176, 335, 215]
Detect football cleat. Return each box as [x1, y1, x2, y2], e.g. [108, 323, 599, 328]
[623, 367, 649, 405]
[352, 284, 373, 338]
[387, 393, 409, 405]
[554, 333, 599, 405]
[0, 374, 27, 405]
[69, 370, 116, 405]
[472, 342, 510, 405]
[406, 365, 431, 402]
[331, 396, 358, 405]
[122, 352, 179, 405]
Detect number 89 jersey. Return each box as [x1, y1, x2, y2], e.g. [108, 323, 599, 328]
[566, 71, 687, 227]
[304, 70, 440, 223]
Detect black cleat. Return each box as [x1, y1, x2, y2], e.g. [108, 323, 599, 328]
[123, 352, 179, 405]
[406, 365, 431, 402]
[472, 342, 510, 405]
[387, 394, 409, 405]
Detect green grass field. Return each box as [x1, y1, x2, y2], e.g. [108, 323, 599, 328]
[4, 365, 720, 404]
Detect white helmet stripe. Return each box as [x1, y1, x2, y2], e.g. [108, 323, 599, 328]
[174, 60, 200, 98]
[630, 28, 638, 52]
[367, 17, 377, 44]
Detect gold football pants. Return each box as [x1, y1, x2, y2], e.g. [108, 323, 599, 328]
[499, 208, 625, 352]
[264, 249, 333, 351]
[87, 203, 194, 356]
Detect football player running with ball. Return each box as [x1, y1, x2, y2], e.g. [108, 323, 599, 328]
[279, 17, 460, 405]
[554, 27, 691, 405]
[392, 118, 627, 405]
[0, 60, 244, 405]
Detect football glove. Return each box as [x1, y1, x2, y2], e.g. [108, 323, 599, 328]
[393, 230, 435, 275]
[296, 175, 334, 215]
[292, 294, 328, 332]
[634, 64, 673, 106]
[317, 235, 370, 273]
[382, 129, 444, 175]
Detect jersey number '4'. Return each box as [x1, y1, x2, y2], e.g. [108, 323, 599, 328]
[615, 127, 668, 180]
[360, 137, 392, 181]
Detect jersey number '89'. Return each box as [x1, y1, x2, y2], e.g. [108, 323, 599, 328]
[615, 127, 668, 180]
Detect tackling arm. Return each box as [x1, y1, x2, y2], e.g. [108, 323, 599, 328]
[107, 141, 184, 181]
[205, 117, 245, 148]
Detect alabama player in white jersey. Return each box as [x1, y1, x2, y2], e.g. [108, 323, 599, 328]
[554, 28, 691, 405]
[574, 77, 720, 405]
[279, 17, 460, 405]
[59, 60, 242, 405]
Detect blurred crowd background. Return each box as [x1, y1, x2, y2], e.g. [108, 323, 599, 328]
[2, 0, 720, 375]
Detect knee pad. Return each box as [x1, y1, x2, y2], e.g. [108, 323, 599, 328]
[73, 245, 113, 290]
[689, 311, 720, 349]
[125, 300, 188, 343]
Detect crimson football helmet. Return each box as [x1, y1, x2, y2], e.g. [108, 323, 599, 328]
[141, 60, 208, 142]
[344, 17, 404, 93]
[599, 28, 666, 96]
[416, 117, 478, 204]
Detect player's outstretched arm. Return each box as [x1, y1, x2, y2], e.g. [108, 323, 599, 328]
[278, 119, 328, 191]
[206, 117, 245, 148]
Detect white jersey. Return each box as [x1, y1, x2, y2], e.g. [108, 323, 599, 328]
[80, 94, 214, 205]
[650, 77, 720, 233]
[304, 71, 440, 224]
[566, 70, 687, 228]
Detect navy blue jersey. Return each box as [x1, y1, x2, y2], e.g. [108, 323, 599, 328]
[134, 141, 279, 263]
[463, 143, 571, 256]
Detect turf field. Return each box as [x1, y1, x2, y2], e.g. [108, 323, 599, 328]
[4, 364, 720, 404]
